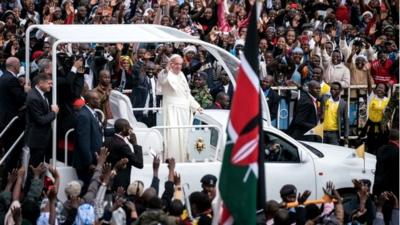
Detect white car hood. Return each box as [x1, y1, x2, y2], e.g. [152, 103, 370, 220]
[303, 141, 376, 164]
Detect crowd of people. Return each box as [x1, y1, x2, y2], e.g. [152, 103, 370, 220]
[0, 0, 398, 224]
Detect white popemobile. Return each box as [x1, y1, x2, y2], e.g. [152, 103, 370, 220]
[131, 108, 376, 201]
[19, 24, 375, 202]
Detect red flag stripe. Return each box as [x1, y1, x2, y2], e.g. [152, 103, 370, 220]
[239, 52, 260, 92]
[220, 206, 234, 225]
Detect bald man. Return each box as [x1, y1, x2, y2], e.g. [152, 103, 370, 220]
[0, 57, 30, 176]
[287, 81, 321, 142]
[73, 90, 103, 191]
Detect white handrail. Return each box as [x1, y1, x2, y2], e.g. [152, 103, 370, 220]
[131, 107, 162, 112]
[64, 128, 75, 166]
[94, 109, 105, 123]
[0, 132, 24, 165]
[0, 116, 19, 138]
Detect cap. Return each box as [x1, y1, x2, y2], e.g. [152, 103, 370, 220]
[127, 180, 144, 196]
[280, 184, 297, 197]
[183, 45, 197, 55]
[201, 174, 217, 187]
[234, 39, 245, 48]
[194, 71, 208, 80]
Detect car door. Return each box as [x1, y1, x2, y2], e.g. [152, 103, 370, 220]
[264, 131, 317, 201]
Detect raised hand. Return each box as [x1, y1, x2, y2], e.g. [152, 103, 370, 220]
[173, 172, 181, 186]
[297, 190, 311, 205]
[114, 158, 129, 172]
[96, 147, 109, 166]
[7, 169, 18, 186]
[30, 163, 47, 179]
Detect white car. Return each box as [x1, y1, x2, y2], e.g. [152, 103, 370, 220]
[131, 109, 376, 201]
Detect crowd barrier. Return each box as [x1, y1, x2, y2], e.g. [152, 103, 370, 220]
[122, 83, 399, 140]
[271, 84, 399, 139]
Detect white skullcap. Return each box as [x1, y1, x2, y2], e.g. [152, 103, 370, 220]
[65, 180, 82, 198]
[234, 39, 245, 48]
[361, 11, 373, 18]
[356, 54, 368, 61]
[183, 45, 197, 55]
[127, 180, 144, 196]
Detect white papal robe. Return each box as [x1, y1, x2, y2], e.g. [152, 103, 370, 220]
[158, 70, 200, 162]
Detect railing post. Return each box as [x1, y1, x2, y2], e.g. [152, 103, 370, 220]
[64, 129, 75, 166]
[0, 132, 24, 165]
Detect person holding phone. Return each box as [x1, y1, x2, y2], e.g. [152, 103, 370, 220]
[158, 54, 203, 162]
[104, 118, 143, 191]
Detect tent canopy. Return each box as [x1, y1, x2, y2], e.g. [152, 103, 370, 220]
[26, 24, 239, 82]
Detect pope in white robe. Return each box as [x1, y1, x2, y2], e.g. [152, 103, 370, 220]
[158, 54, 203, 162]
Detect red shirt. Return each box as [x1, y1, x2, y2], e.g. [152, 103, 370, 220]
[371, 59, 396, 84]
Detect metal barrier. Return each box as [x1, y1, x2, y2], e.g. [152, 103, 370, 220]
[131, 107, 162, 112]
[0, 131, 24, 165]
[0, 116, 19, 138]
[269, 84, 399, 140]
[64, 128, 75, 166]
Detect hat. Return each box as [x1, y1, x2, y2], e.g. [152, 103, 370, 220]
[194, 71, 208, 80]
[65, 180, 82, 198]
[127, 180, 144, 196]
[383, 25, 394, 31]
[1, 10, 16, 22]
[32, 51, 44, 61]
[280, 184, 297, 197]
[234, 39, 245, 48]
[183, 45, 197, 55]
[266, 26, 276, 32]
[361, 11, 373, 19]
[201, 174, 217, 187]
[292, 47, 304, 54]
[355, 54, 368, 62]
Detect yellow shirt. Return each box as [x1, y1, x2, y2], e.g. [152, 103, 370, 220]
[323, 98, 339, 131]
[368, 94, 389, 123]
[320, 82, 331, 96]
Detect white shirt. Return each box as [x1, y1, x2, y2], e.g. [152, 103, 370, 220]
[144, 77, 157, 114]
[84, 70, 94, 90]
[223, 84, 229, 94]
[35, 86, 49, 106]
[7, 69, 17, 78]
[115, 133, 134, 152]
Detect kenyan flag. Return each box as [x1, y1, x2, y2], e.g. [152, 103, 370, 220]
[218, 2, 265, 225]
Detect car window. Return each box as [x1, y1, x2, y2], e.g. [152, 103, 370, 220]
[264, 132, 300, 163]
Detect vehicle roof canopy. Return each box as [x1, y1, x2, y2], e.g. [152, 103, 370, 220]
[25, 24, 239, 83]
[24, 24, 271, 167]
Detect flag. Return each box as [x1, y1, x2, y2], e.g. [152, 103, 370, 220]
[218, 2, 265, 225]
[355, 143, 365, 158]
[304, 123, 324, 138]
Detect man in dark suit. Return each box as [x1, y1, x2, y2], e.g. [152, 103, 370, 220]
[0, 57, 28, 133]
[288, 81, 321, 142]
[0, 57, 29, 178]
[207, 92, 230, 109]
[25, 74, 59, 166]
[141, 62, 158, 127]
[261, 76, 280, 126]
[73, 90, 103, 189]
[104, 118, 143, 191]
[210, 72, 233, 104]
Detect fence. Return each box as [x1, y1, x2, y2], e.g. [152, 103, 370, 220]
[271, 84, 399, 139]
